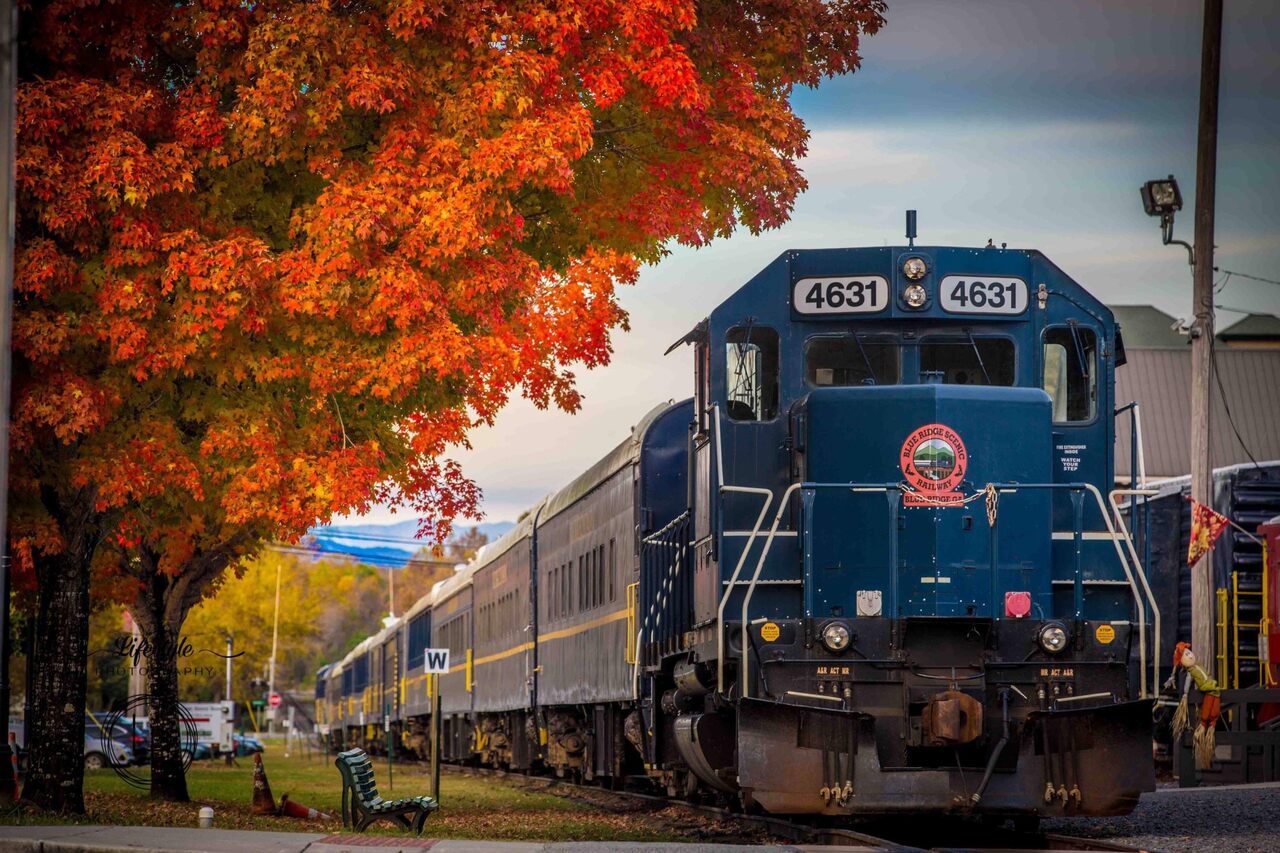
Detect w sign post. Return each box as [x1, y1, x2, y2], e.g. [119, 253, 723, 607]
[423, 648, 449, 800]
[423, 648, 450, 674]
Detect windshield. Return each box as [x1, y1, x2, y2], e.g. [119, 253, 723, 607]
[806, 334, 900, 386]
[919, 337, 1015, 386]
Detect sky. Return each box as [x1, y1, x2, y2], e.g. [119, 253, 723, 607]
[341, 0, 1280, 531]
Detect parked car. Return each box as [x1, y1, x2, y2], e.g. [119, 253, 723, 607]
[87, 712, 150, 764]
[181, 742, 212, 762]
[84, 729, 134, 770]
[233, 734, 264, 756]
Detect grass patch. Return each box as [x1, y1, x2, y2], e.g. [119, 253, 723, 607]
[0, 749, 712, 842]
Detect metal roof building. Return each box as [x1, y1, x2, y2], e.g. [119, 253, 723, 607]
[1114, 346, 1280, 482]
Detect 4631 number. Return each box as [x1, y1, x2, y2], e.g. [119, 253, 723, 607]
[939, 276, 1027, 314]
[793, 276, 888, 315]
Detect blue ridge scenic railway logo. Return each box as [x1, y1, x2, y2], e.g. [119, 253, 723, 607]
[900, 423, 967, 506]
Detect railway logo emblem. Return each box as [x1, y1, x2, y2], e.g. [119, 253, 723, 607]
[901, 424, 967, 506]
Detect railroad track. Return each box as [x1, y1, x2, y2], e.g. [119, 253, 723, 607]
[436, 763, 1156, 852]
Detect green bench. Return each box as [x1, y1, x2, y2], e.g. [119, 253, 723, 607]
[335, 748, 438, 835]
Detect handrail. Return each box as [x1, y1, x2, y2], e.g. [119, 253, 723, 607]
[731, 480, 1153, 700]
[638, 512, 691, 663]
[1078, 482, 1151, 697]
[739, 482, 804, 699]
[1109, 488, 1162, 694]
[1115, 402, 1148, 488]
[712, 404, 775, 693]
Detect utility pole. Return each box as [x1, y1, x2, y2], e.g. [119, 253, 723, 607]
[224, 632, 233, 702]
[268, 559, 281, 733]
[0, 0, 17, 802]
[1189, 0, 1223, 662]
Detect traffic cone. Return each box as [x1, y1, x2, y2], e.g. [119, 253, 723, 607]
[278, 793, 333, 821]
[8, 733, 19, 798]
[251, 752, 277, 815]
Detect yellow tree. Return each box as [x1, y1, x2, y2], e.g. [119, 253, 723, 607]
[182, 551, 321, 707]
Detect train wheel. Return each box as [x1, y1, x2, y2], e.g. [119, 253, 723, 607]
[682, 770, 699, 801]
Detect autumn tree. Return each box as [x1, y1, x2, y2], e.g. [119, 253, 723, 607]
[444, 527, 489, 563]
[13, 0, 884, 811]
[182, 552, 321, 705]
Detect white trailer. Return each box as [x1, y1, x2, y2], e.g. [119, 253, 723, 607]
[138, 701, 235, 754]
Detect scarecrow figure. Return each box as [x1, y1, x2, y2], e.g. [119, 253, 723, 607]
[1167, 641, 1221, 770]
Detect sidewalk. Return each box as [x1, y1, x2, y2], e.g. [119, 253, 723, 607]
[0, 826, 874, 853]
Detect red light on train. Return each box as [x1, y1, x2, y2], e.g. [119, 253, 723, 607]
[1004, 591, 1031, 619]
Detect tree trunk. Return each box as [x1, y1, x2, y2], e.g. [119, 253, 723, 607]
[129, 538, 251, 802]
[141, 616, 189, 802]
[21, 548, 92, 813]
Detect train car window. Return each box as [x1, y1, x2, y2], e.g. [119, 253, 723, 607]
[609, 539, 616, 602]
[726, 326, 779, 421]
[408, 613, 429, 670]
[587, 548, 595, 609]
[919, 337, 1015, 386]
[805, 335, 899, 386]
[597, 545, 605, 608]
[1043, 327, 1098, 422]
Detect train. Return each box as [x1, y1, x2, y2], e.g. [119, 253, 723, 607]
[318, 223, 1159, 825]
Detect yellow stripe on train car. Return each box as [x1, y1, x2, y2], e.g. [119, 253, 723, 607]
[472, 607, 630, 668]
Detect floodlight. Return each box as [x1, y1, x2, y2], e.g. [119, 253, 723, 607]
[1140, 175, 1182, 217]
[1139, 174, 1193, 265]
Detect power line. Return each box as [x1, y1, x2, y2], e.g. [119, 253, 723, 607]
[1213, 266, 1280, 287]
[1214, 302, 1279, 317]
[306, 528, 439, 547]
[1209, 338, 1261, 471]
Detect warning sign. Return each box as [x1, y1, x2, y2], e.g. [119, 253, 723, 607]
[760, 622, 781, 642]
[1095, 624, 1116, 645]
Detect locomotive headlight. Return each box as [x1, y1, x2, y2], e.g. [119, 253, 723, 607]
[1038, 622, 1069, 654]
[902, 257, 928, 280]
[903, 283, 928, 308]
[820, 621, 851, 653]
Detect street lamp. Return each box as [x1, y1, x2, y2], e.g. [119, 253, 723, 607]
[1140, 174, 1194, 265]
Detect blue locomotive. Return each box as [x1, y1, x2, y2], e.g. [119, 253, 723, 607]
[319, 220, 1158, 822]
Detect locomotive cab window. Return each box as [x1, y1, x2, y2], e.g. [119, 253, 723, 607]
[919, 337, 1015, 386]
[1043, 326, 1098, 422]
[806, 334, 899, 386]
[725, 326, 779, 421]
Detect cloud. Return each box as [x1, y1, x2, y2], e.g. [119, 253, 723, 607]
[800, 129, 937, 184]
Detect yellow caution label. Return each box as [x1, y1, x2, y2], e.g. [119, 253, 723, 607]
[1095, 624, 1116, 644]
[760, 622, 781, 642]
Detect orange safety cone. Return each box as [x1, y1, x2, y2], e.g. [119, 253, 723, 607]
[8, 733, 19, 797]
[251, 752, 277, 815]
[277, 793, 333, 821]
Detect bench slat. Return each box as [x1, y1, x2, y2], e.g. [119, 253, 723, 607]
[336, 748, 436, 835]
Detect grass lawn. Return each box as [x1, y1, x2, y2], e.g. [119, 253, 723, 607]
[0, 749, 712, 842]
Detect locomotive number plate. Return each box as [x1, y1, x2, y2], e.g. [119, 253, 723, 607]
[793, 276, 889, 315]
[939, 276, 1027, 314]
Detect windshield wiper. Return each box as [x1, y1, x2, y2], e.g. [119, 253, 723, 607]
[1067, 320, 1089, 376]
[852, 333, 878, 385]
[965, 330, 992, 385]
